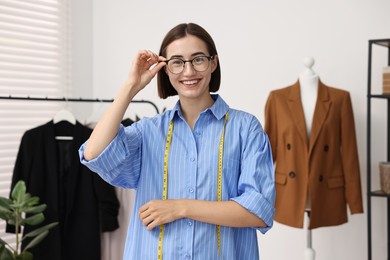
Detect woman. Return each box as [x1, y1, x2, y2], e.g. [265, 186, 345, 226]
[79, 23, 275, 259]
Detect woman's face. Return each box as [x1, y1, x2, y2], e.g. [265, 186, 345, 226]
[165, 35, 218, 101]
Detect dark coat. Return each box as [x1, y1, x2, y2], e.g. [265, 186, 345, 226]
[264, 80, 363, 229]
[6, 120, 119, 260]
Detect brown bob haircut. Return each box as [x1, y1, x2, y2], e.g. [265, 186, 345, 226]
[157, 23, 221, 99]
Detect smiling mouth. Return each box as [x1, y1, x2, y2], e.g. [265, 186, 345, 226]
[182, 80, 199, 85]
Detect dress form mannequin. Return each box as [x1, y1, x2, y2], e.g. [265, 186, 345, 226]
[299, 56, 319, 138]
[299, 56, 319, 211]
[299, 57, 318, 260]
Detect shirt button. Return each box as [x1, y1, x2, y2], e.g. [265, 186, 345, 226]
[188, 221, 192, 226]
[185, 254, 191, 259]
[190, 157, 195, 162]
[189, 188, 194, 193]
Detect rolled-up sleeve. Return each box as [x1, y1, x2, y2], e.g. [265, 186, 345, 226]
[79, 124, 142, 188]
[231, 118, 276, 234]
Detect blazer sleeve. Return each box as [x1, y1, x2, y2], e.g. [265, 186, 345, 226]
[92, 172, 120, 232]
[79, 123, 121, 233]
[6, 132, 32, 233]
[341, 92, 364, 214]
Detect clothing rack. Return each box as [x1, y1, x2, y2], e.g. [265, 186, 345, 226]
[0, 95, 160, 114]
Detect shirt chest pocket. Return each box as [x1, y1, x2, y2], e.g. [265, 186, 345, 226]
[223, 157, 240, 198]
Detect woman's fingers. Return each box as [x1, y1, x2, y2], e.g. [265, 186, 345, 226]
[138, 200, 179, 230]
[127, 50, 166, 90]
[138, 50, 161, 67]
[139, 205, 160, 230]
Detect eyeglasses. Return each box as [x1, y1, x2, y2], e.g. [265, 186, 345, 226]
[165, 55, 214, 74]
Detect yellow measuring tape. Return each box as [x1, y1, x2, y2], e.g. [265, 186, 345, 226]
[158, 113, 229, 259]
[158, 120, 174, 260]
[217, 112, 229, 255]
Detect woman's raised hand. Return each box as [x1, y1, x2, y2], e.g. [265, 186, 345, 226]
[83, 50, 165, 161]
[125, 50, 166, 93]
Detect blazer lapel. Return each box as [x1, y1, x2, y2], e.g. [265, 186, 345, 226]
[45, 121, 60, 211]
[50, 121, 84, 228]
[309, 80, 331, 155]
[65, 122, 84, 223]
[287, 81, 309, 151]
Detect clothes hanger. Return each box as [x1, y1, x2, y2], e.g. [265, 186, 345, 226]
[84, 99, 106, 128]
[53, 109, 76, 125]
[53, 99, 76, 140]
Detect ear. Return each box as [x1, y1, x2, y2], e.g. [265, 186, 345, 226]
[211, 55, 218, 73]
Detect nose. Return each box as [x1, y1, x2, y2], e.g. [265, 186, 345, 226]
[182, 61, 196, 74]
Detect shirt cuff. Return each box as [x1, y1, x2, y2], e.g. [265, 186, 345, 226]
[231, 191, 275, 234]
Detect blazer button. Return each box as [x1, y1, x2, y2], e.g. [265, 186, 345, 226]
[289, 171, 296, 178]
[319, 175, 324, 182]
[324, 145, 329, 152]
[287, 143, 291, 150]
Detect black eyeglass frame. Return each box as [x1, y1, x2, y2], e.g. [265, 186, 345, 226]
[164, 55, 214, 74]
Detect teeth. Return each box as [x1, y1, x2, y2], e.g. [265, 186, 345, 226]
[183, 80, 198, 85]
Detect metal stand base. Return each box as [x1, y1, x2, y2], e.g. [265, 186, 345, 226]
[304, 248, 316, 260]
[305, 211, 316, 260]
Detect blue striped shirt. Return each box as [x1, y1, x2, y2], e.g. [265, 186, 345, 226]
[79, 95, 275, 260]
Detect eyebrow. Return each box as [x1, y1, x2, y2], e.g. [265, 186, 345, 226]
[169, 51, 207, 59]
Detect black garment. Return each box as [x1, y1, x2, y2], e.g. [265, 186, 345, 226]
[6, 121, 119, 260]
[121, 118, 135, 127]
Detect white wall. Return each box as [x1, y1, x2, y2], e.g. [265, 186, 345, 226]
[70, 0, 93, 119]
[73, 0, 390, 259]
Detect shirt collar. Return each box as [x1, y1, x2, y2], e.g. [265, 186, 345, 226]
[209, 94, 230, 120]
[169, 94, 229, 121]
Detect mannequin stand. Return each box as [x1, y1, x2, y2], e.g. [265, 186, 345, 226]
[300, 57, 317, 260]
[304, 211, 316, 260]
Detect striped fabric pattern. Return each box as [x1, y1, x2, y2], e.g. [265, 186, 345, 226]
[79, 95, 275, 260]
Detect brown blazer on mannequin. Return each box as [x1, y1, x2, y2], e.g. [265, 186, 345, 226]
[264, 80, 363, 229]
